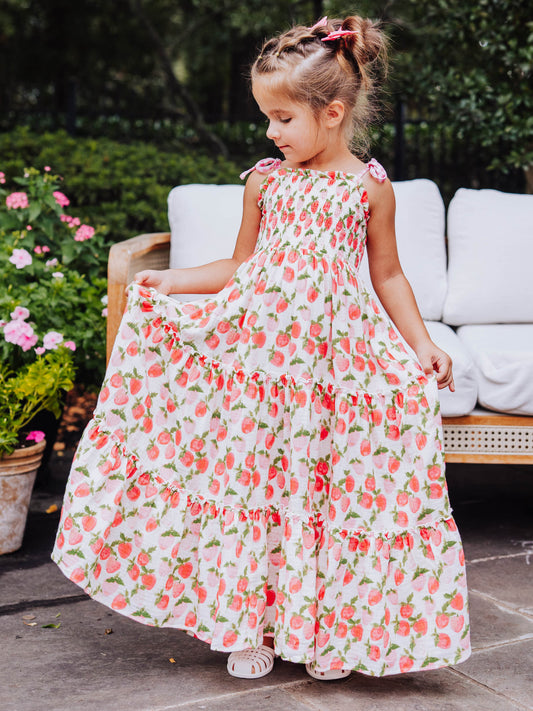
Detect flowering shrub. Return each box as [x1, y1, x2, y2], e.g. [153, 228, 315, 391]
[0, 167, 108, 454]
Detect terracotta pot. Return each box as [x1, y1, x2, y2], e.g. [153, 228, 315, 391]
[0, 439, 46, 555]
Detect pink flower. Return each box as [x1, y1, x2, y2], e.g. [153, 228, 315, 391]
[46, 258, 58, 268]
[34, 245, 42, 254]
[43, 331, 63, 350]
[64, 340, 76, 351]
[42, 246, 50, 253]
[0, 171, 5, 184]
[44, 166, 51, 172]
[53, 191, 70, 207]
[27, 225, 33, 231]
[26, 430, 46, 443]
[101, 307, 108, 318]
[9, 248, 32, 269]
[74, 224, 95, 241]
[6, 192, 29, 209]
[10, 306, 30, 321]
[4, 319, 38, 351]
[35, 347, 46, 355]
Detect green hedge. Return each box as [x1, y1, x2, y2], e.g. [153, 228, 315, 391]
[0, 127, 241, 261]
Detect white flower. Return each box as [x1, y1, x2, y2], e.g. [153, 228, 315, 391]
[52, 272, 64, 279]
[101, 294, 108, 305]
[43, 331, 63, 350]
[9, 248, 32, 269]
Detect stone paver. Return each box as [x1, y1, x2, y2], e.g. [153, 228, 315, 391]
[468, 590, 533, 651]
[287, 667, 527, 711]
[453, 639, 533, 709]
[465, 556, 533, 614]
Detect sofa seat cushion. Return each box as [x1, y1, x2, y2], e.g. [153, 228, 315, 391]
[168, 184, 244, 300]
[457, 325, 533, 415]
[443, 188, 533, 325]
[423, 322, 478, 417]
[360, 179, 447, 321]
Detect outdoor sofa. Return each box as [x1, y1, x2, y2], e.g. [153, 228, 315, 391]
[106, 179, 533, 464]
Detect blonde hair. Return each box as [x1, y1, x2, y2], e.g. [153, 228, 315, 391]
[251, 16, 387, 153]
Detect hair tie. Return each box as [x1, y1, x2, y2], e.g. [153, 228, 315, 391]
[322, 29, 357, 42]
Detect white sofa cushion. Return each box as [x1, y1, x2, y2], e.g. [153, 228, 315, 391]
[388, 321, 477, 418]
[457, 325, 533, 415]
[168, 184, 244, 300]
[360, 179, 447, 321]
[443, 188, 533, 325]
[423, 322, 478, 417]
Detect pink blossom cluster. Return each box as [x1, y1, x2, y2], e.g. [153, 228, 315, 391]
[34, 332, 75, 355]
[2, 306, 75, 355]
[43, 331, 63, 349]
[53, 191, 70, 207]
[34, 245, 51, 255]
[0, 172, 6, 185]
[60, 214, 81, 227]
[9, 248, 32, 269]
[6, 192, 29, 209]
[74, 224, 95, 242]
[3, 307, 38, 351]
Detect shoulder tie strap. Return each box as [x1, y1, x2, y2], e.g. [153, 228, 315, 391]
[360, 158, 387, 183]
[240, 157, 282, 181]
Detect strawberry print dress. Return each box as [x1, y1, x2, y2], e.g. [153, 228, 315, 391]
[53, 159, 471, 676]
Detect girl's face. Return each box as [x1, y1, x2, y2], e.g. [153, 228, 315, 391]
[252, 78, 328, 166]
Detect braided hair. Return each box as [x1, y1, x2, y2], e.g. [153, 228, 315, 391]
[251, 16, 387, 152]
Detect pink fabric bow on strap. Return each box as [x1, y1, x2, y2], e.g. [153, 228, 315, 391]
[240, 157, 282, 181]
[367, 158, 387, 183]
[322, 29, 357, 42]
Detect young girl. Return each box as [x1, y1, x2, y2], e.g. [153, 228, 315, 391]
[53, 16, 470, 681]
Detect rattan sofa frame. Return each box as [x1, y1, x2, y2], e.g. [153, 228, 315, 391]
[107, 231, 533, 465]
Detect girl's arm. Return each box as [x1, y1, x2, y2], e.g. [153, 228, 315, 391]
[134, 170, 264, 295]
[365, 179, 455, 392]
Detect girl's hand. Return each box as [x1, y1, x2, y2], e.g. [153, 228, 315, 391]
[133, 269, 176, 295]
[415, 343, 455, 392]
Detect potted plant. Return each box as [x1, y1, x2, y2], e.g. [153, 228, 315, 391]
[0, 166, 107, 554]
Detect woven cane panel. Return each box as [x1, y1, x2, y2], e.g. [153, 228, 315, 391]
[128, 245, 170, 283]
[443, 424, 533, 455]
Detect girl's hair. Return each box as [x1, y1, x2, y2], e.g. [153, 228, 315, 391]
[251, 16, 387, 153]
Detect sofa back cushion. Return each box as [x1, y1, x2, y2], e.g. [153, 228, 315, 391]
[168, 184, 244, 270]
[359, 179, 447, 321]
[443, 188, 533, 325]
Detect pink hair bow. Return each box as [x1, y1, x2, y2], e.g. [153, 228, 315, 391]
[308, 17, 328, 31]
[322, 29, 357, 42]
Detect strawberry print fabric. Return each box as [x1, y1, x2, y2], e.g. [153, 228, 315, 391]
[53, 162, 471, 676]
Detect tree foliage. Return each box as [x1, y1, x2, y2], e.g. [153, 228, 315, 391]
[1, 0, 530, 176]
[392, 0, 533, 172]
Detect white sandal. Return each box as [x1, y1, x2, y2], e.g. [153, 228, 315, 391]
[305, 663, 351, 681]
[227, 644, 276, 679]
